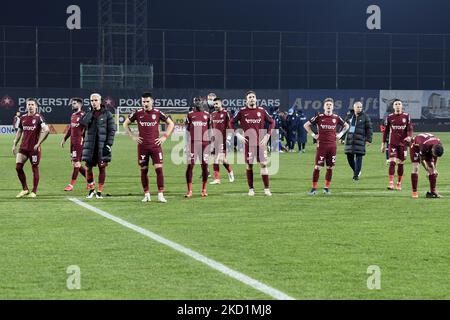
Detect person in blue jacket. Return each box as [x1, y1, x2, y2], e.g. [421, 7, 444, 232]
[296, 109, 308, 153]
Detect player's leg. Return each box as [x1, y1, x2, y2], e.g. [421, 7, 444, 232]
[151, 147, 167, 203]
[387, 145, 397, 190]
[258, 146, 271, 196]
[411, 163, 419, 198]
[95, 162, 107, 199]
[201, 142, 209, 197]
[425, 161, 440, 198]
[15, 152, 30, 198]
[246, 144, 255, 196]
[323, 147, 336, 195]
[138, 146, 151, 201]
[185, 141, 195, 198]
[309, 146, 324, 195]
[223, 153, 234, 183]
[27, 149, 41, 198]
[394, 146, 405, 190]
[211, 150, 221, 185]
[346, 153, 356, 178]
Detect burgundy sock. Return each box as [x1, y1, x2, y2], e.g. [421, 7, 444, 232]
[429, 174, 437, 192]
[213, 164, 220, 173]
[141, 168, 149, 193]
[16, 163, 28, 191]
[223, 163, 232, 173]
[72, 167, 80, 181]
[186, 165, 194, 185]
[87, 168, 94, 184]
[246, 165, 254, 189]
[262, 175, 269, 189]
[397, 164, 404, 178]
[389, 162, 396, 176]
[79, 166, 87, 178]
[98, 167, 106, 186]
[155, 167, 164, 192]
[312, 169, 320, 188]
[201, 164, 209, 190]
[32, 165, 40, 194]
[411, 173, 418, 192]
[325, 169, 333, 183]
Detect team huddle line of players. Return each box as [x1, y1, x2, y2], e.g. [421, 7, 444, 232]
[11, 92, 444, 201]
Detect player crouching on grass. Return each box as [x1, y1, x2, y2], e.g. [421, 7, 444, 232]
[61, 98, 88, 192]
[409, 133, 444, 199]
[304, 98, 349, 196]
[80, 93, 116, 199]
[123, 92, 175, 203]
[12, 98, 50, 198]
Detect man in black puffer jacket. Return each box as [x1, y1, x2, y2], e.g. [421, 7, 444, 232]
[340, 101, 373, 181]
[80, 93, 116, 199]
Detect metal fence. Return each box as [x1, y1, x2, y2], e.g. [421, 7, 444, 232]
[1, 26, 450, 90]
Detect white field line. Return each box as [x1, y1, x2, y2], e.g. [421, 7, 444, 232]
[68, 197, 295, 300]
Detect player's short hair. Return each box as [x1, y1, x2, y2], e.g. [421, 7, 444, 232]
[71, 97, 83, 104]
[433, 144, 444, 157]
[213, 97, 222, 102]
[26, 98, 39, 106]
[142, 92, 153, 99]
[324, 98, 334, 104]
[393, 98, 402, 104]
[246, 90, 256, 98]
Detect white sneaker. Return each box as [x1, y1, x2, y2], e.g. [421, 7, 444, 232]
[210, 179, 221, 185]
[96, 192, 104, 199]
[228, 171, 235, 183]
[86, 189, 95, 199]
[142, 193, 152, 202]
[264, 189, 273, 197]
[158, 193, 167, 203]
[248, 189, 255, 196]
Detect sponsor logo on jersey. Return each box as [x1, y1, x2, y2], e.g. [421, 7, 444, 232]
[245, 118, 262, 124]
[320, 124, 336, 130]
[192, 121, 207, 127]
[392, 125, 407, 130]
[23, 125, 37, 131]
[139, 121, 158, 127]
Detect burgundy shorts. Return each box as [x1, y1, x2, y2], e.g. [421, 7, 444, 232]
[71, 144, 83, 162]
[245, 144, 268, 165]
[186, 141, 210, 165]
[410, 146, 437, 165]
[315, 144, 337, 167]
[388, 145, 406, 161]
[138, 145, 163, 166]
[19, 148, 41, 166]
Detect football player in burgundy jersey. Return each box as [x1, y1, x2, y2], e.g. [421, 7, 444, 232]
[304, 98, 349, 196]
[409, 133, 444, 198]
[209, 97, 235, 185]
[123, 92, 175, 203]
[61, 98, 88, 192]
[231, 91, 276, 197]
[381, 99, 413, 190]
[184, 98, 211, 198]
[12, 98, 50, 198]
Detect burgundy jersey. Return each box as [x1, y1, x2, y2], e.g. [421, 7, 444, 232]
[231, 107, 275, 147]
[185, 110, 210, 142]
[413, 133, 441, 161]
[309, 113, 345, 145]
[383, 112, 413, 147]
[129, 108, 169, 148]
[210, 109, 231, 138]
[19, 113, 46, 151]
[64, 111, 85, 146]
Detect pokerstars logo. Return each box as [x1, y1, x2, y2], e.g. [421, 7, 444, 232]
[0, 95, 15, 109]
[103, 96, 116, 108]
[139, 121, 158, 127]
[392, 125, 407, 130]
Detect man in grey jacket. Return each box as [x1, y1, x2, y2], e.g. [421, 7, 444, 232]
[341, 102, 373, 181]
[80, 93, 116, 199]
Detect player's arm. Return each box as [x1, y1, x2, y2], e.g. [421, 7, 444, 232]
[405, 115, 413, 143]
[336, 122, 350, 140]
[261, 111, 275, 146]
[12, 128, 23, 156]
[123, 118, 143, 145]
[34, 124, 50, 151]
[304, 121, 318, 140]
[156, 117, 175, 146]
[381, 117, 390, 153]
[61, 126, 71, 148]
[230, 111, 247, 143]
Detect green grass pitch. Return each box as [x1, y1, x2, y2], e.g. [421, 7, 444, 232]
[0, 133, 449, 299]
